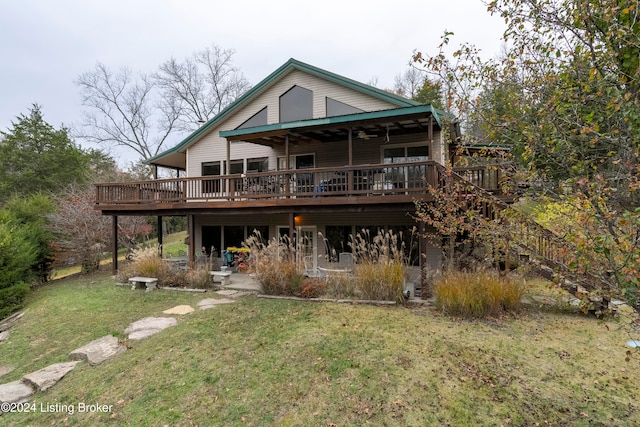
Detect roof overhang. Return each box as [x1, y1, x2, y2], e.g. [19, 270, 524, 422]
[219, 105, 452, 147]
[148, 151, 186, 170]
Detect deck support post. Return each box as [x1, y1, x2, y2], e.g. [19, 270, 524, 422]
[419, 220, 431, 298]
[189, 214, 196, 269]
[112, 215, 118, 275]
[157, 215, 163, 257]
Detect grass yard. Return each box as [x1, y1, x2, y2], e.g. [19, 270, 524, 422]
[1, 271, 639, 426]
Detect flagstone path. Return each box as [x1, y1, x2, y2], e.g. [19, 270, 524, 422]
[0, 291, 244, 407]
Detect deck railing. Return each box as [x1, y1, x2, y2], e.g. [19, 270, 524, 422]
[95, 161, 505, 206]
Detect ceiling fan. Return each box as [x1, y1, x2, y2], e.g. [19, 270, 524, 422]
[357, 130, 377, 140]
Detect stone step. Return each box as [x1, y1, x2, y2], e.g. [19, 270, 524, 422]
[69, 335, 127, 365]
[22, 361, 81, 392]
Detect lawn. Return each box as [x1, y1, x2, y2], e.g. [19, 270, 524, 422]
[1, 271, 639, 426]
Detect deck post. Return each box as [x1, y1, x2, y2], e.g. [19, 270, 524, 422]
[419, 220, 431, 298]
[285, 135, 291, 198]
[226, 140, 232, 198]
[348, 127, 354, 192]
[157, 215, 163, 257]
[112, 215, 118, 275]
[189, 214, 196, 269]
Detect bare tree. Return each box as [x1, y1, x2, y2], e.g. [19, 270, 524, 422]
[393, 67, 425, 99]
[75, 63, 179, 161]
[154, 44, 251, 132]
[75, 44, 249, 162]
[49, 184, 152, 272]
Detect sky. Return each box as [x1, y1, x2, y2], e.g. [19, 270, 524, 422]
[0, 0, 506, 164]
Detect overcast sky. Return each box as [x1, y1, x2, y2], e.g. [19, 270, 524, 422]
[0, 0, 505, 162]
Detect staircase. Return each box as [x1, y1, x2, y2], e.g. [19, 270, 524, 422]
[431, 164, 615, 313]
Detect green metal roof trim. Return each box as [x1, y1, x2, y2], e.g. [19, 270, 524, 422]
[146, 58, 430, 165]
[220, 105, 449, 139]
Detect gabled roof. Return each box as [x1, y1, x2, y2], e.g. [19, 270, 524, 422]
[146, 58, 421, 167]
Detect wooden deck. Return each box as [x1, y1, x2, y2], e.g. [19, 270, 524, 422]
[95, 161, 508, 214]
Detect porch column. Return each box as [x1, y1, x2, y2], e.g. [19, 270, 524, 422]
[348, 127, 354, 192]
[112, 215, 118, 275]
[226, 140, 232, 197]
[285, 134, 291, 197]
[157, 215, 163, 257]
[188, 214, 196, 269]
[419, 220, 431, 298]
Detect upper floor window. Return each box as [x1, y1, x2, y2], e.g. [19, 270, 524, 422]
[247, 157, 268, 173]
[326, 97, 362, 117]
[280, 85, 312, 123]
[237, 107, 268, 129]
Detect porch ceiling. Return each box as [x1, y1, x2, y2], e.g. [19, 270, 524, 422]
[219, 106, 439, 147]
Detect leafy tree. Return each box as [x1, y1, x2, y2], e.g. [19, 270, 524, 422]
[414, 0, 640, 311]
[0, 194, 56, 318]
[2, 194, 56, 282]
[0, 214, 34, 319]
[0, 104, 90, 203]
[413, 78, 444, 109]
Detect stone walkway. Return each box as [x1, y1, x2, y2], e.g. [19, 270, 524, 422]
[0, 290, 249, 407]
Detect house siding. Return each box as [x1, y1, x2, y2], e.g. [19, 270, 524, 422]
[186, 68, 408, 177]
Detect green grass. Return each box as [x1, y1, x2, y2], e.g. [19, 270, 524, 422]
[1, 271, 639, 426]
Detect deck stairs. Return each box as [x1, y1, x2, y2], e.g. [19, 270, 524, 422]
[429, 164, 614, 313]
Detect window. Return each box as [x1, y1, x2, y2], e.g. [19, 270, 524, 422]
[326, 97, 362, 117]
[202, 161, 221, 193]
[202, 226, 221, 256]
[277, 153, 315, 193]
[224, 226, 244, 249]
[237, 107, 268, 129]
[280, 85, 312, 122]
[277, 153, 315, 170]
[248, 226, 269, 242]
[247, 157, 268, 173]
[202, 161, 221, 176]
[227, 160, 244, 175]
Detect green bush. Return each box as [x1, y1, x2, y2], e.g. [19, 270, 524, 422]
[0, 212, 39, 319]
[0, 282, 30, 319]
[435, 270, 524, 318]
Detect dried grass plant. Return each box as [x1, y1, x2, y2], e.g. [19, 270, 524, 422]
[245, 232, 301, 295]
[349, 228, 409, 302]
[116, 245, 172, 285]
[435, 270, 525, 318]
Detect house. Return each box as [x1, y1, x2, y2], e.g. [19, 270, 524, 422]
[95, 58, 504, 292]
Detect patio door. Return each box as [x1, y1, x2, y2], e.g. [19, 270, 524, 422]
[383, 144, 429, 190]
[278, 154, 315, 194]
[298, 226, 317, 270]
